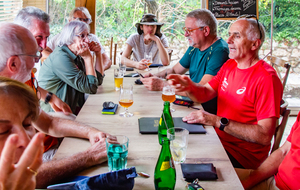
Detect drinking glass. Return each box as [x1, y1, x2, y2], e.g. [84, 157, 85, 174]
[119, 85, 134, 117]
[118, 57, 126, 75]
[144, 52, 152, 71]
[162, 82, 176, 112]
[114, 68, 124, 91]
[167, 127, 189, 164]
[106, 135, 129, 171]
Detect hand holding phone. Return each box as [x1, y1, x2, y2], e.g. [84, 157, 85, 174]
[136, 71, 144, 78]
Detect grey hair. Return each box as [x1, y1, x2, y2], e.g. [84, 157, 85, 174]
[69, 7, 92, 24]
[244, 19, 266, 49]
[57, 21, 90, 46]
[14, 6, 50, 30]
[0, 23, 25, 71]
[186, 9, 218, 36]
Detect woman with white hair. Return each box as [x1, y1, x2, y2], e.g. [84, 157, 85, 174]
[43, 7, 111, 71]
[38, 21, 103, 115]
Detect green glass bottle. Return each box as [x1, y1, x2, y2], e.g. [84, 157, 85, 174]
[158, 101, 174, 145]
[154, 139, 176, 190]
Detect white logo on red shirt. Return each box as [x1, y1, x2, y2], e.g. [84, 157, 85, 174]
[221, 77, 228, 91]
[236, 87, 246, 94]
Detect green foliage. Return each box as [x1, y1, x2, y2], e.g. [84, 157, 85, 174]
[259, 0, 300, 44]
[48, 0, 300, 46]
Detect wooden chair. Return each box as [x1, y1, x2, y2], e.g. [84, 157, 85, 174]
[267, 56, 291, 91]
[271, 99, 291, 153]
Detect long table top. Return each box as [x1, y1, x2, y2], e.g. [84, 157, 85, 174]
[53, 67, 243, 190]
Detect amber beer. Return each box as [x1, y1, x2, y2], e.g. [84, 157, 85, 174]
[119, 99, 133, 108]
[114, 77, 123, 90]
[162, 93, 176, 103]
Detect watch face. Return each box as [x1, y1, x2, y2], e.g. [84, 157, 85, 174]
[221, 118, 229, 125]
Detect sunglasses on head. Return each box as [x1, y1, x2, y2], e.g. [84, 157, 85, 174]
[237, 14, 262, 40]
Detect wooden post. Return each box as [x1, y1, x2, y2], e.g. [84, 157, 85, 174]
[110, 37, 113, 61]
[75, 0, 96, 34]
[114, 43, 117, 65]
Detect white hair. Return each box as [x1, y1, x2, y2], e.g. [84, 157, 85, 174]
[187, 9, 218, 36]
[14, 6, 50, 30]
[57, 21, 90, 46]
[0, 23, 25, 71]
[69, 7, 92, 24]
[242, 18, 266, 49]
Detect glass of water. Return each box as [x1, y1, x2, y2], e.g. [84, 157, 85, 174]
[106, 135, 129, 171]
[167, 127, 189, 164]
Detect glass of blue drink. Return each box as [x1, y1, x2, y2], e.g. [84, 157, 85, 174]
[105, 135, 129, 171]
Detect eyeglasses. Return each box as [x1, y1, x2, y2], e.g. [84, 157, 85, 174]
[73, 17, 91, 23]
[237, 14, 262, 40]
[15, 51, 41, 63]
[182, 26, 206, 35]
[75, 33, 91, 40]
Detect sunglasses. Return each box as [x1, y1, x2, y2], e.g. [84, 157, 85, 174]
[237, 14, 262, 40]
[31, 75, 41, 100]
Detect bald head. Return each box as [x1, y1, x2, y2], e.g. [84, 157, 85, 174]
[0, 23, 38, 82]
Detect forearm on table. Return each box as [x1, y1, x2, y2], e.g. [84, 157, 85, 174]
[33, 111, 97, 139]
[242, 142, 290, 189]
[95, 52, 104, 75]
[122, 56, 139, 68]
[215, 117, 277, 145]
[36, 150, 95, 188]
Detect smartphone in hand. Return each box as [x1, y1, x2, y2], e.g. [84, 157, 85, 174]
[136, 71, 144, 78]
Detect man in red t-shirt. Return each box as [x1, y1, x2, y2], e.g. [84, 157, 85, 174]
[236, 111, 300, 190]
[167, 18, 283, 169]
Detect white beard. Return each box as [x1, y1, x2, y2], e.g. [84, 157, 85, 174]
[12, 58, 31, 83]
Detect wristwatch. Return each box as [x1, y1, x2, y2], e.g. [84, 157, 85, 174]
[219, 117, 229, 131]
[45, 92, 53, 104]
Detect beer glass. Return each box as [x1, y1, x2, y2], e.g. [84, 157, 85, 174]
[144, 52, 152, 71]
[106, 135, 129, 171]
[162, 82, 176, 112]
[114, 68, 124, 91]
[119, 84, 133, 117]
[167, 127, 189, 164]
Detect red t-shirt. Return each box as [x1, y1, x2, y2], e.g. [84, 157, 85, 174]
[275, 111, 300, 190]
[209, 59, 283, 169]
[25, 71, 58, 152]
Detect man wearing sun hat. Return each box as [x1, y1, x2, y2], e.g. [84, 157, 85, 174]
[121, 13, 170, 70]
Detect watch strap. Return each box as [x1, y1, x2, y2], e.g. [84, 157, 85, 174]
[45, 92, 53, 104]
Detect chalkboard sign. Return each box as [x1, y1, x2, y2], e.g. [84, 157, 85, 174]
[207, 0, 258, 20]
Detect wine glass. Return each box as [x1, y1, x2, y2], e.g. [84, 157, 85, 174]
[162, 82, 176, 112]
[144, 52, 152, 71]
[119, 85, 134, 117]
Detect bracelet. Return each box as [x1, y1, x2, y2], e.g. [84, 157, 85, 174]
[45, 92, 53, 104]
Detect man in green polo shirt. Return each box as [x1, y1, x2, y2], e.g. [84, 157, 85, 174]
[141, 9, 229, 114]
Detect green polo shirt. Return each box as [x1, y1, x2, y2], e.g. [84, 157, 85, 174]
[38, 45, 103, 114]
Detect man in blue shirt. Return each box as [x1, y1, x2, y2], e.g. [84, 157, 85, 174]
[141, 9, 229, 114]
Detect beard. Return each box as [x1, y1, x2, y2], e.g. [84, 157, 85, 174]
[187, 37, 195, 47]
[12, 58, 32, 83]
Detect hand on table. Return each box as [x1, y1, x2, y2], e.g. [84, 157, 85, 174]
[86, 138, 107, 166]
[183, 110, 217, 126]
[141, 76, 164, 91]
[49, 94, 72, 114]
[88, 129, 109, 145]
[0, 133, 44, 190]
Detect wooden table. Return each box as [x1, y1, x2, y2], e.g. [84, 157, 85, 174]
[53, 67, 243, 190]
